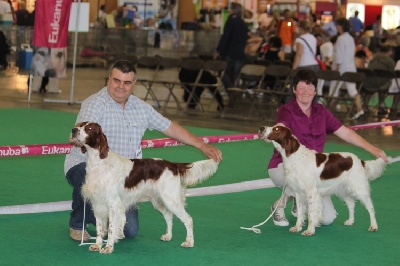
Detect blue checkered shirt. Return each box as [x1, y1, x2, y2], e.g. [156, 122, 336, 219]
[64, 87, 171, 175]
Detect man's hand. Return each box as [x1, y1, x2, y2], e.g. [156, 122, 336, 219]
[199, 143, 222, 163]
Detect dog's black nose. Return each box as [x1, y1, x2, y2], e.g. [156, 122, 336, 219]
[259, 127, 265, 131]
[72, 128, 78, 134]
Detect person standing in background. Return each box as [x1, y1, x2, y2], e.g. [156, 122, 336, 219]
[329, 18, 364, 120]
[97, 4, 107, 27]
[277, 9, 297, 59]
[292, 20, 318, 72]
[371, 14, 384, 52]
[214, 2, 249, 90]
[322, 10, 342, 37]
[15, 1, 30, 26]
[0, 0, 11, 15]
[349, 11, 364, 37]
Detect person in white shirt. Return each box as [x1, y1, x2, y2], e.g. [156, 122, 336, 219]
[292, 20, 319, 72]
[98, 4, 107, 23]
[0, 0, 11, 15]
[329, 18, 364, 119]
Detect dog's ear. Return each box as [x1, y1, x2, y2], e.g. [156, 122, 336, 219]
[98, 129, 109, 159]
[80, 145, 87, 154]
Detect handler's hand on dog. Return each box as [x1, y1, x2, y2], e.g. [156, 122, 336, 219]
[372, 147, 388, 162]
[200, 144, 222, 163]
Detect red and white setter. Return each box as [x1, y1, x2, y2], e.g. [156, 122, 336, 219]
[259, 125, 399, 236]
[71, 122, 219, 254]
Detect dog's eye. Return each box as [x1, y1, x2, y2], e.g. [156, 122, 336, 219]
[274, 127, 279, 131]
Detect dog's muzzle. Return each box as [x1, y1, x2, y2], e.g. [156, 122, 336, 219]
[71, 128, 79, 138]
[258, 126, 266, 138]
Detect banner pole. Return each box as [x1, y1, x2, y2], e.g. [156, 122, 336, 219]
[69, 0, 81, 104]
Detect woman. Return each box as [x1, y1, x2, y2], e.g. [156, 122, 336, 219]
[329, 18, 364, 119]
[262, 36, 285, 62]
[268, 69, 388, 227]
[292, 20, 319, 72]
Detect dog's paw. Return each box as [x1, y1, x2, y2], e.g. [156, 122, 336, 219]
[100, 245, 114, 254]
[181, 239, 194, 248]
[89, 244, 102, 252]
[301, 229, 315, 236]
[289, 226, 301, 233]
[368, 226, 378, 232]
[344, 219, 354, 226]
[160, 233, 172, 242]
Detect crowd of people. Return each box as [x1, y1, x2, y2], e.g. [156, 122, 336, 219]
[223, 5, 400, 120]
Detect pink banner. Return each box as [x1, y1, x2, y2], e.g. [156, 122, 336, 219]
[1, 120, 400, 158]
[0, 134, 259, 158]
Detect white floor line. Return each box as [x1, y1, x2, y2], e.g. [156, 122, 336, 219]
[0, 179, 275, 215]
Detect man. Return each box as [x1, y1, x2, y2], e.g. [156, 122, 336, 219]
[277, 9, 297, 57]
[214, 2, 248, 89]
[64, 60, 223, 242]
[349, 11, 364, 37]
[321, 10, 342, 37]
[0, 0, 11, 15]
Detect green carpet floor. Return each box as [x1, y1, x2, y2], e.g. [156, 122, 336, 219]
[0, 108, 399, 265]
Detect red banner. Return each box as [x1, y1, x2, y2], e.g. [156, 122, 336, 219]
[32, 0, 72, 78]
[33, 0, 72, 48]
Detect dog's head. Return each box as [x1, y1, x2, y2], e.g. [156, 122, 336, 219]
[71, 122, 109, 159]
[258, 125, 300, 157]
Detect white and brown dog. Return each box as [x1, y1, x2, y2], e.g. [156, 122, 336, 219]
[259, 125, 399, 236]
[71, 122, 219, 254]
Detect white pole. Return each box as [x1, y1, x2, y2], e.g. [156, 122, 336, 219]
[28, 74, 33, 102]
[69, 0, 81, 104]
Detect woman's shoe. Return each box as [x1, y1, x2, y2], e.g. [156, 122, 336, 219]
[351, 110, 364, 120]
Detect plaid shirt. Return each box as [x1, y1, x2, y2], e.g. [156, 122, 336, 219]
[64, 87, 171, 175]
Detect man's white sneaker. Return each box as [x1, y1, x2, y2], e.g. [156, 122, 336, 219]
[271, 205, 289, 226]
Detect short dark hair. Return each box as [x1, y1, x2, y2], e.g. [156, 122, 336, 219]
[355, 50, 367, 59]
[109, 60, 137, 75]
[230, 2, 243, 17]
[269, 36, 282, 48]
[336, 18, 350, 32]
[293, 69, 318, 89]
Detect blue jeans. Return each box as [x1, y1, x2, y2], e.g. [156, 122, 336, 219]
[65, 162, 139, 238]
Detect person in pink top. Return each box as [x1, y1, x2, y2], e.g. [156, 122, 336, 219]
[267, 69, 388, 227]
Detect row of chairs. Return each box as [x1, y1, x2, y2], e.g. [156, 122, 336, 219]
[316, 70, 365, 120]
[222, 63, 294, 120]
[357, 68, 400, 115]
[224, 65, 377, 121]
[106, 55, 228, 111]
[317, 68, 400, 119]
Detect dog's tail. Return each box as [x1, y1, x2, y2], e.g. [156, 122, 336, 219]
[181, 159, 219, 187]
[365, 156, 400, 181]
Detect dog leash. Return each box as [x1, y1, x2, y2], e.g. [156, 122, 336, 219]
[240, 185, 288, 234]
[240, 152, 308, 234]
[79, 198, 106, 247]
